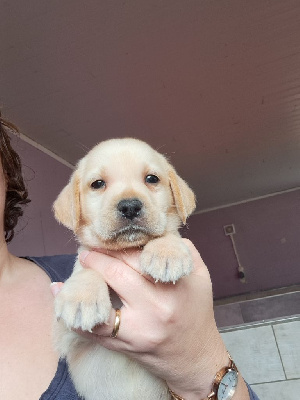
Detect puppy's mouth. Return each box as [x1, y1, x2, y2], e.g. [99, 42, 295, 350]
[112, 224, 150, 243]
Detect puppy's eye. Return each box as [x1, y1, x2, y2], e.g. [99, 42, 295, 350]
[91, 180, 106, 189]
[145, 175, 160, 184]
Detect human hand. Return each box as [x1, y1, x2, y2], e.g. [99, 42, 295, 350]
[51, 239, 249, 400]
[77, 239, 231, 399]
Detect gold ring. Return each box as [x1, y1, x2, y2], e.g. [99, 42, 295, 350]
[111, 308, 121, 338]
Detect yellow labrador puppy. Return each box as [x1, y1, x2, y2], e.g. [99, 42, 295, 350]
[53, 138, 196, 400]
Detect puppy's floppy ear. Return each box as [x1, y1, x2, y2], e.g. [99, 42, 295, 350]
[53, 171, 81, 232]
[168, 166, 196, 224]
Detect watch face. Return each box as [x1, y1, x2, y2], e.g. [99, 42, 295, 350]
[217, 369, 238, 400]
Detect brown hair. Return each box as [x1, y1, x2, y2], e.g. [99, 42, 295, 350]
[0, 113, 31, 242]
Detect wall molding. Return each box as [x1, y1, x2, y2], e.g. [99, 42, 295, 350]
[11, 131, 75, 170]
[194, 186, 300, 214]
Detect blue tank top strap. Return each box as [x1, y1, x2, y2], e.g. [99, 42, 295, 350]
[40, 358, 80, 400]
[25, 254, 77, 282]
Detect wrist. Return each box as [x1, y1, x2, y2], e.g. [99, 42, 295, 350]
[167, 348, 250, 400]
[167, 330, 229, 400]
[169, 378, 249, 400]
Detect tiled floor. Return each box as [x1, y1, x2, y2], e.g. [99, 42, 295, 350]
[219, 317, 300, 400]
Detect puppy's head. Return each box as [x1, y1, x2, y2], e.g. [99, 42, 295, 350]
[53, 138, 195, 250]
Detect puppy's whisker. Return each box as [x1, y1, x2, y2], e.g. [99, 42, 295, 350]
[155, 143, 166, 152]
[65, 236, 76, 245]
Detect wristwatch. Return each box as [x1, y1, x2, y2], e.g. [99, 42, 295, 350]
[210, 353, 239, 400]
[168, 353, 239, 400]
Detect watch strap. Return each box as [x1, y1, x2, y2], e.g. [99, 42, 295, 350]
[168, 388, 215, 400]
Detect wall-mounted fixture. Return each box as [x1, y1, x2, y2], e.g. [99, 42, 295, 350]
[223, 224, 246, 283]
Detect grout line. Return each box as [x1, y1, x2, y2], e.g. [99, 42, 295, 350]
[220, 319, 300, 388]
[251, 377, 300, 386]
[271, 324, 288, 380]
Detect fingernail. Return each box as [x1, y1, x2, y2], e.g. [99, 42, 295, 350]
[79, 250, 90, 266]
[50, 282, 61, 296]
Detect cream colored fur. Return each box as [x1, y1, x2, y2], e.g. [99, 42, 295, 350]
[53, 138, 196, 400]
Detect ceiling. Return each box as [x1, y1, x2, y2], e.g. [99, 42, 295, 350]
[1, 0, 300, 211]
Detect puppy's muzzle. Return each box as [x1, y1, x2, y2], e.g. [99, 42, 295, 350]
[117, 198, 143, 220]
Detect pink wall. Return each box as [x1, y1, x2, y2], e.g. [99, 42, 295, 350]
[184, 191, 300, 299]
[8, 135, 77, 257]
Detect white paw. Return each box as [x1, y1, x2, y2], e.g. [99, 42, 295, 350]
[54, 271, 111, 332]
[140, 237, 193, 283]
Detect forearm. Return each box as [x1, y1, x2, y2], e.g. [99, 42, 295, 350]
[166, 328, 250, 400]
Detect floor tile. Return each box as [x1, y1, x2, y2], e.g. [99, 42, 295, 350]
[221, 325, 285, 384]
[251, 379, 300, 400]
[273, 321, 300, 379]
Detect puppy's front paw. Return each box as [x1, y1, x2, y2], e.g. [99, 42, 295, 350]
[54, 269, 111, 332]
[140, 237, 193, 283]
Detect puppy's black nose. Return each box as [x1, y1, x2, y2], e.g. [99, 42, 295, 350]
[117, 198, 143, 220]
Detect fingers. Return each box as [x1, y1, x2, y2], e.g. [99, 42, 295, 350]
[86, 307, 121, 338]
[79, 250, 155, 304]
[51, 240, 210, 351]
[74, 306, 134, 353]
[81, 247, 143, 274]
[90, 307, 130, 344]
[79, 241, 210, 306]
